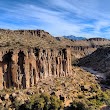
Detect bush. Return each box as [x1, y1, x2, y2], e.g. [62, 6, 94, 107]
[32, 97, 45, 110]
[70, 101, 88, 110]
[50, 95, 63, 110]
[15, 93, 63, 110]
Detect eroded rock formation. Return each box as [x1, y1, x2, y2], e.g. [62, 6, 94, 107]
[0, 47, 72, 90]
[0, 29, 50, 38]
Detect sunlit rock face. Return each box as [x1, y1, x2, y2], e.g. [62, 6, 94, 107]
[0, 47, 72, 90]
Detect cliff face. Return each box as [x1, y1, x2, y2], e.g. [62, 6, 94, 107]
[71, 46, 97, 61]
[0, 48, 72, 90]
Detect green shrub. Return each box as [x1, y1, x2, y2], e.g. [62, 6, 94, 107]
[70, 101, 88, 110]
[50, 95, 63, 110]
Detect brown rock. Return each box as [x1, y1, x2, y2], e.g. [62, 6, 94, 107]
[11, 93, 17, 98]
[0, 99, 2, 104]
[0, 48, 72, 90]
[4, 94, 9, 100]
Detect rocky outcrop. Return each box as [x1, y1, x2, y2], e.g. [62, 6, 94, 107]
[0, 29, 50, 38]
[0, 47, 72, 90]
[71, 46, 97, 61]
[0, 29, 61, 49]
[87, 38, 107, 41]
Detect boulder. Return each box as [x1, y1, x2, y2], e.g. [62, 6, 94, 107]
[11, 93, 17, 98]
[4, 94, 9, 100]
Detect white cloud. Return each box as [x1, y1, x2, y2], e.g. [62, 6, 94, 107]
[0, 0, 110, 38]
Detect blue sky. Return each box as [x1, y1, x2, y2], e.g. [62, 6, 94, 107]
[0, 0, 110, 38]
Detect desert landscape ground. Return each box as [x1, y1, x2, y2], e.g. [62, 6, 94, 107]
[1, 0, 110, 109]
[0, 29, 110, 110]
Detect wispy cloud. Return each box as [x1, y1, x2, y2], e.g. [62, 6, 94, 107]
[0, 0, 110, 38]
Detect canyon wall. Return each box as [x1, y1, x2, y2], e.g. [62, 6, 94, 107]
[70, 46, 97, 64]
[76, 46, 110, 83]
[0, 47, 72, 90]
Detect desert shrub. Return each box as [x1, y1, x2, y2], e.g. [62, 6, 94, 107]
[13, 97, 26, 110]
[69, 100, 88, 110]
[103, 90, 110, 105]
[32, 97, 45, 110]
[85, 90, 110, 109]
[78, 94, 84, 99]
[40, 93, 51, 110]
[88, 99, 103, 108]
[50, 95, 63, 110]
[15, 93, 63, 110]
[25, 94, 40, 109]
[90, 84, 100, 92]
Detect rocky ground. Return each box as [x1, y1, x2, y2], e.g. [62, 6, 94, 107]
[0, 66, 109, 110]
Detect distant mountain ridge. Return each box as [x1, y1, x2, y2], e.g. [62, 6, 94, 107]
[63, 35, 86, 40]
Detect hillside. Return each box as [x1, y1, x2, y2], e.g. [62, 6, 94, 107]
[77, 46, 110, 82]
[0, 29, 61, 49]
[0, 66, 110, 110]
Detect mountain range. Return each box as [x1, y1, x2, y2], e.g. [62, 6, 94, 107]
[63, 35, 86, 40]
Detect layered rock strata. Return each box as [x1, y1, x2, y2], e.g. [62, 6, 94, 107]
[0, 47, 72, 90]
